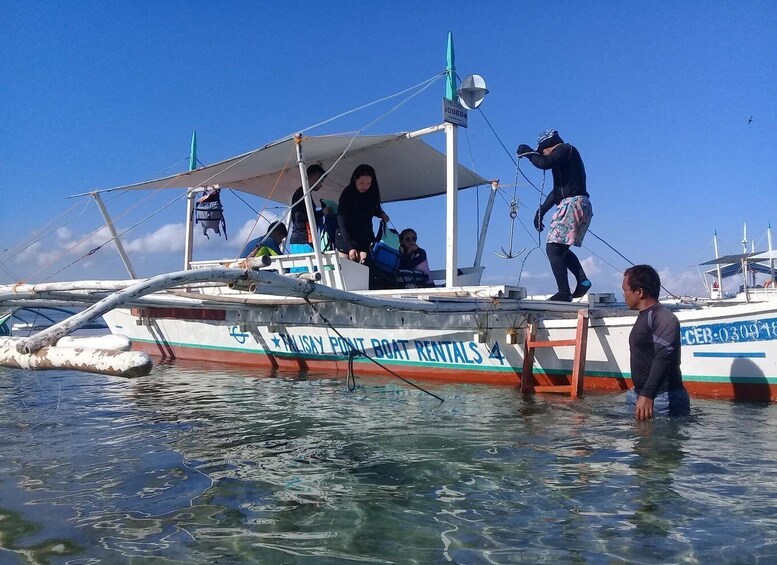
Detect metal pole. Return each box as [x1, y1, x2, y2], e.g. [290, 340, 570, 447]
[445, 32, 458, 288]
[473, 180, 499, 268]
[742, 222, 749, 300]
[184, 191, 195, 270]
[713, 229, 723, 297]
[768, 222, 775, 285]
[445, 122, 459, 288]
[91, 192, 137, 279]
[184, 131, 198, 270]
[294, 134, 326, 277]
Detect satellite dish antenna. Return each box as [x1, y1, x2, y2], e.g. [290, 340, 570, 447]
[457, 74, 489, 110]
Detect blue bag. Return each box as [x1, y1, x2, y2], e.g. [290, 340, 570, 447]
[370, 221, 400, 273]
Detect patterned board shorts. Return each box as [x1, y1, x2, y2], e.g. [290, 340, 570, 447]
[547, 196, 593, 247]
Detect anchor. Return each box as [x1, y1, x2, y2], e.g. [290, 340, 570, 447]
[494, 199, 526, 259]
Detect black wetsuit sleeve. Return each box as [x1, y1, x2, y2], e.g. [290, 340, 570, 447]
[641, 308, 681, 399]
[291, 187, 306, 224]
[538, 192, 555, 216]
[527, 146, 567, 171]
[337, 191, 355, 251]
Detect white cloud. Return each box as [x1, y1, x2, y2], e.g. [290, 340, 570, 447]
[656, 266, 706, 298]
[125, 223, 185, 253]
[55, 227, 72, 240]
[580, 256, 600, 276]
[233, 216, 281, 248]
[70, 226, 116, 255]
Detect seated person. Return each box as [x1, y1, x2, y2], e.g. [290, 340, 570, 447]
[246, 221, 287, 258]
[398, 228, 433, 284]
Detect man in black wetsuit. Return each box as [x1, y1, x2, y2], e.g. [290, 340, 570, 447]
[622, 264, 691, 420]
[517, 129, 592, 302]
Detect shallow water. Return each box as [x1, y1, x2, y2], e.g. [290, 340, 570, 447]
[1, 363, 776, 564]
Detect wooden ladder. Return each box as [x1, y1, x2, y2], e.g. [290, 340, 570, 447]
[520, 309, 589, 398]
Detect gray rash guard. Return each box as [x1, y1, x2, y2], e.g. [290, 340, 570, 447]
[629, 303, 684, 398]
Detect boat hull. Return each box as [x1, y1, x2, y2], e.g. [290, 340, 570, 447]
[103, 298, 777, 402]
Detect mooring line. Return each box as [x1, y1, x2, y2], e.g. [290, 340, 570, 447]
[303, 297, 444, 403]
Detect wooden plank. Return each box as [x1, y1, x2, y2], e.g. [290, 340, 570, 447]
[521, 318, 536, 393]
[528, 339, 577, 348]
[570, 309, 589, 399]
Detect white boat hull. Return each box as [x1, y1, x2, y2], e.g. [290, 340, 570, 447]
[103, 295, 777, 401]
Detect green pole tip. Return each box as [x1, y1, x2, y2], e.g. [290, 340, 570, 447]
[189, 131, 198, 171]
[445, 32, 456, 101]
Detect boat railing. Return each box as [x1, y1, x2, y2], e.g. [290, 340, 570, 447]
[189, 250, 369, 293]
[428, 266, 484, 286]
[189, 257, 489, 294]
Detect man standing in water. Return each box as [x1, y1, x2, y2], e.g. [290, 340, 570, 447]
[622, 265, 691, 420]
[517, 129, 592, 301]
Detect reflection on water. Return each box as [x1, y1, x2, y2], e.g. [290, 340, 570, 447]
[1, 364, 777, 563]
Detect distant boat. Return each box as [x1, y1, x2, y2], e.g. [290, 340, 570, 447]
[2, 35, 776, 401]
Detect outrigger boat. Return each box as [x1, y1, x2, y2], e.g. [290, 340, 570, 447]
[2, 35, 776, 401]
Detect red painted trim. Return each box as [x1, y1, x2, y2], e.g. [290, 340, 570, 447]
[130, 307, 226, 321]
[130, 342, 777, 402]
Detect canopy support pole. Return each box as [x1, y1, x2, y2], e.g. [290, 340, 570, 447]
[294, 134, 326, 277]
[184, 131, 198, 271]
[91, 192, 137, 279]
[184, 191, 195, 270]
[445, 122, 459, 288]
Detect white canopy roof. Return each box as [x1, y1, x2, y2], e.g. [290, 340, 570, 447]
[103, 133, 489, 204]
[750, 250, 777, 261]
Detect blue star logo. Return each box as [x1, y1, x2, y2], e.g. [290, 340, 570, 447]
[271, 335, 281, 348]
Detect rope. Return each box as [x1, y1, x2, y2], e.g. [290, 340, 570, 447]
[303, 297, 444, 403]
[41, 191, 187, 281]
[347, 350, 358, 391]
[296, 72, 445, 136]
[231, 147, 295, 260]
[478, 108, 687, 294]
[283, 74, 446, 253]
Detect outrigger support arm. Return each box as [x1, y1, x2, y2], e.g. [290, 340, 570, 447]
[294, 134, 326, 276]
[14, 267, 502, 355]
[474, 180, 499, 268]
[91, 191, 138, 279]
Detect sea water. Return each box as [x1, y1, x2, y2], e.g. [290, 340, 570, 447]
[0, 362, 776, 564]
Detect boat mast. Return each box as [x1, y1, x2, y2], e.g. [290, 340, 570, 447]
[294, 134, 326, 276]
[742, 222, 750, 294]
[769, 222, 775, 284]
[445, 32, 459, 288]
[713, 229, 723, 296]
[183, 131, 197, 270]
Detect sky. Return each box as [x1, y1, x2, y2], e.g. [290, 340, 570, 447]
[2, 1, 776, 297]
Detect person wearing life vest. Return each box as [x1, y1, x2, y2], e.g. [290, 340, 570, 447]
[247, 222, 287, 258]
[288, 165, 332, 255]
